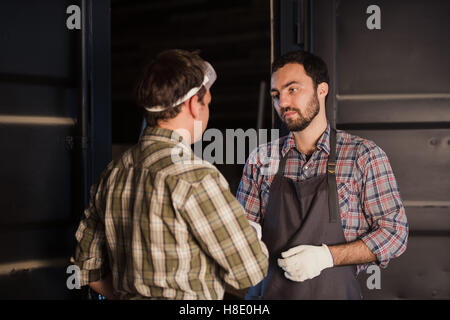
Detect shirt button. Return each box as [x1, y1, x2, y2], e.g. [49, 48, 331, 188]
[304, 166, 309, 170]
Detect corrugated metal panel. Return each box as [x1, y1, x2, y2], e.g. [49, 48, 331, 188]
[332, 0, 450, 299]
[358, 236, 450, 299]
[274, 0, 450, 299]
[0, 0, 111, 299]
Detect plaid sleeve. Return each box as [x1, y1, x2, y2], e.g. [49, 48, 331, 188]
[236, 150, 263, 223]
[358, 144, 409, 269]
[179, 171, 268, 290]
[70, 166, 112, 286]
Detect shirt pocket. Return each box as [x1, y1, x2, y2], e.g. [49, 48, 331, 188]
[337, 182, 352, 219]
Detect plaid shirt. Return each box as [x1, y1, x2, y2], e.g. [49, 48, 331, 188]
[236, 123, 408, 273]
[71, 126, 268, 300]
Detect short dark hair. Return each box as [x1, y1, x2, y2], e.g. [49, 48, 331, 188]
[136, 49, 207, 127]
[271, 50, 329, 88]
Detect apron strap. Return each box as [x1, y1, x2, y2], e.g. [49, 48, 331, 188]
[327, 128, 339, 223]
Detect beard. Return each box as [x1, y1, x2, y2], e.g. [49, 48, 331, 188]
[281, 92, 320, 132]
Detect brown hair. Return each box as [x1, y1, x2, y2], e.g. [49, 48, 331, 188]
[136, 49, 207, 127]
[272, 50, 329, 89]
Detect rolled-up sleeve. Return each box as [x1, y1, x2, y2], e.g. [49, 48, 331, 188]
[179, 172, 268, 289]
[359, 145, 409, 269]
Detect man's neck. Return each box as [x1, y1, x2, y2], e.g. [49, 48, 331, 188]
[292, 117, 328, 156]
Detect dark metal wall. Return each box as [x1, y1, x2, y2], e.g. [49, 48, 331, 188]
[273, 0, 450, 299]
[0, 0, 111, 299]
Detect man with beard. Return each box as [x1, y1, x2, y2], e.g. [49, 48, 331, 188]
[236, 50, 408, 299]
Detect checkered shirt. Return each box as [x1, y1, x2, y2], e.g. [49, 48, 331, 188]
[71, 126, 268, 299]
[236, 123, 408, 273]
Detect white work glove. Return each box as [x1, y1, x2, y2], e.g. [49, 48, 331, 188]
[248, 220, 262, 240]
[277, 244, 334, 282]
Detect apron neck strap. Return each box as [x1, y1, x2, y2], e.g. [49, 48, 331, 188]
[327, 128, 339, 223]
[327, 128, 337, 173]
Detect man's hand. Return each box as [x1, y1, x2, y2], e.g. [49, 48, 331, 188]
[89, 273, 120, 300]
[277, 244, 334, 282]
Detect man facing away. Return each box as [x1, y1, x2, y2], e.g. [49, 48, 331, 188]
[71, 49, 268, 300]
[237, 50, 408, 299]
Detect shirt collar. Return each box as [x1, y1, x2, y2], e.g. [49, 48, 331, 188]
[139, 126, 187, 145]
[281, 122, 331, 157]
[316, 122, 331, 154]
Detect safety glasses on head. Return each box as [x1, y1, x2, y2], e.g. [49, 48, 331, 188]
[145, 61, 216, 113]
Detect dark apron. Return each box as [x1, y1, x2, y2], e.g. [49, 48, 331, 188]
[246, 129, 362, 300]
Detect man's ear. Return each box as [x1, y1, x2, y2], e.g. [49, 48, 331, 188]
[187, 94, 201, 119]
[317, 82, 329, 99]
